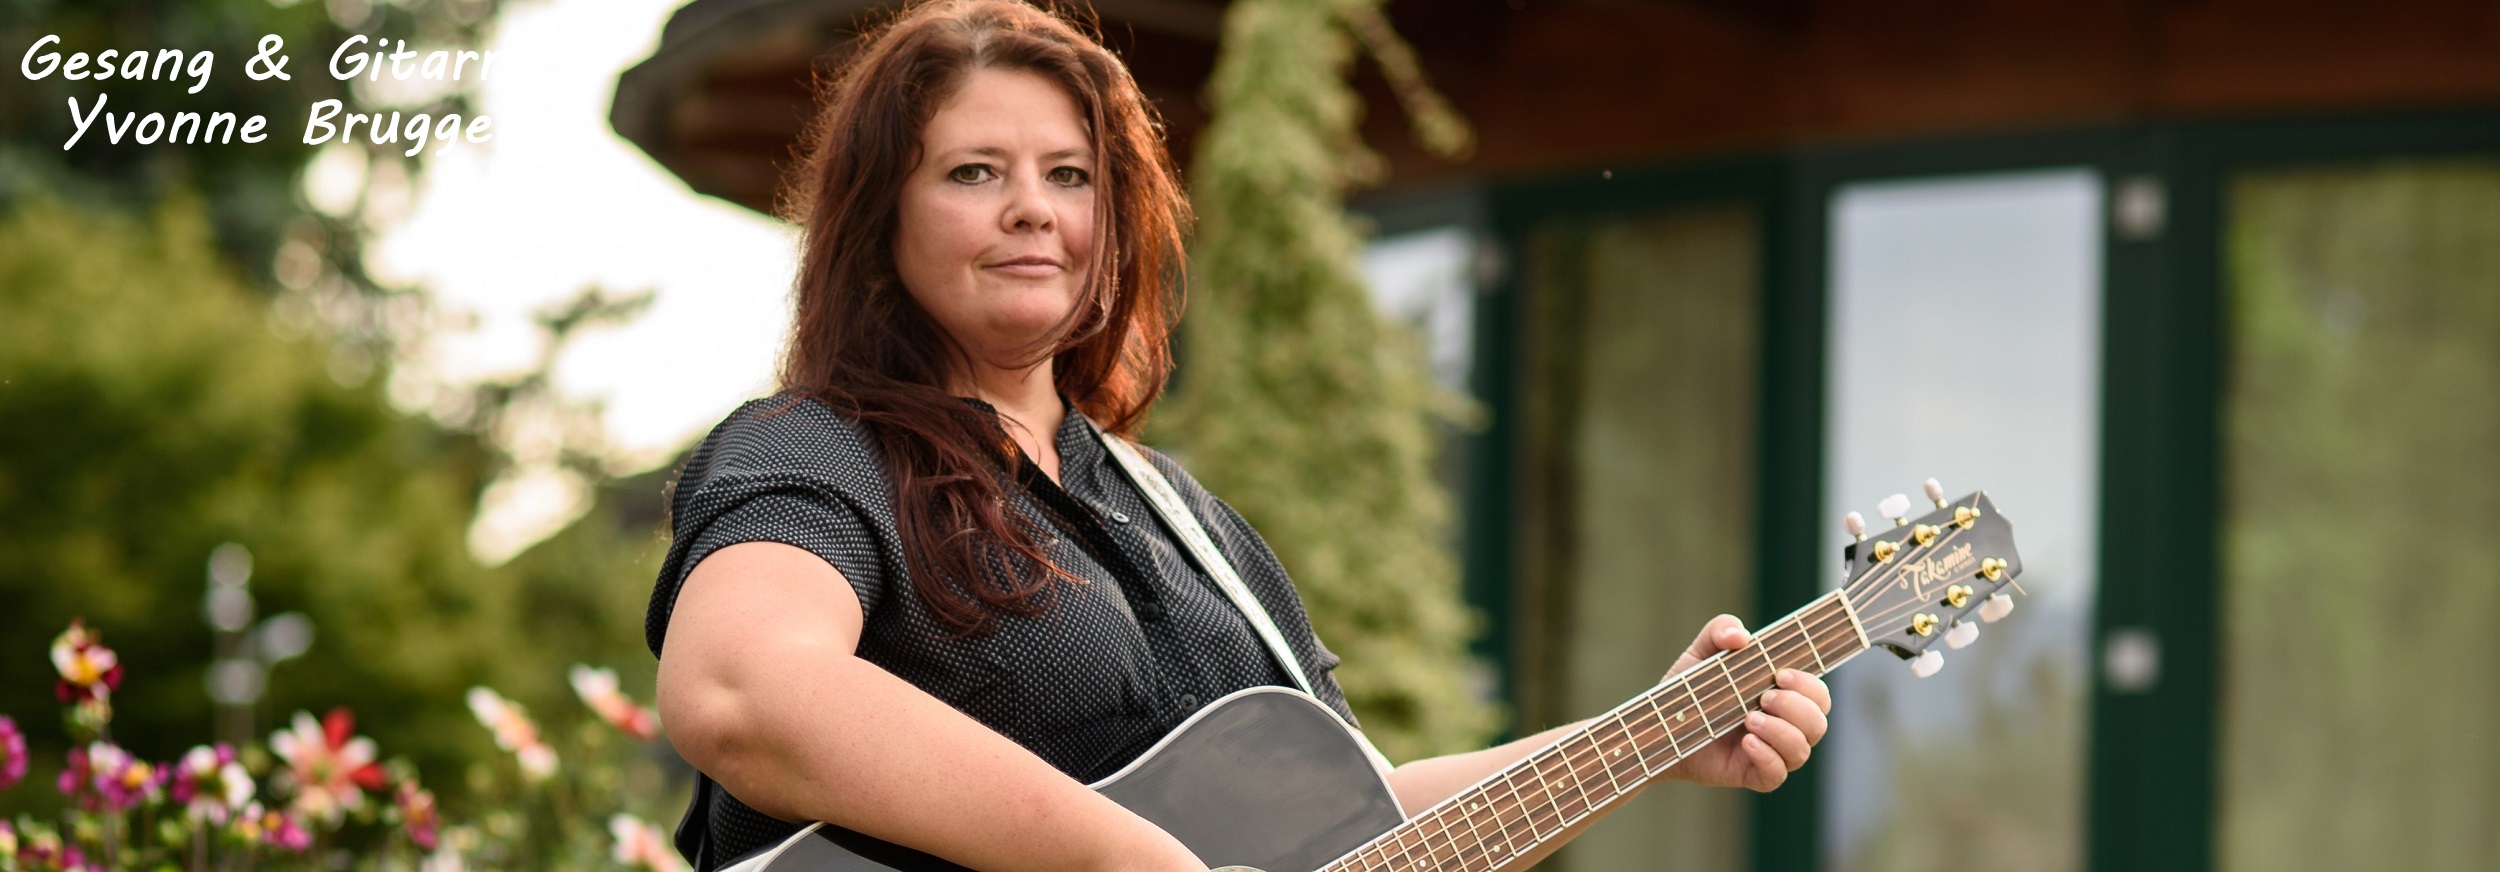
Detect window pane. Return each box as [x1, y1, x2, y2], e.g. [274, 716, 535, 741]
[2217, 160, 2500, 872]
[1520, 204, 1761, 872]
[1821, 170, 2102, 872]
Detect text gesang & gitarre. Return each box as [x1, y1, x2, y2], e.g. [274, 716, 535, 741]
[20, 34, 501, 156]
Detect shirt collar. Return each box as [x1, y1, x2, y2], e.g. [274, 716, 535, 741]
[954, 394, 1106, 487]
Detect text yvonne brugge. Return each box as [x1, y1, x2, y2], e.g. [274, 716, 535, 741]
[20, 34, 504, 155]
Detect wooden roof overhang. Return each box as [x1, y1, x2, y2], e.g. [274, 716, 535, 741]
[615, 0, 2500, 217]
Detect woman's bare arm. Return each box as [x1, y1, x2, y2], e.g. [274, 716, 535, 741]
[657, 541, 1205, 872]
[1379, 616, 1833, 869]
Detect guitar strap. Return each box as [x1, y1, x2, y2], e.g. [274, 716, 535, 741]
[1092, 426, 1318, 697]
[1090, 421, 1395, 777]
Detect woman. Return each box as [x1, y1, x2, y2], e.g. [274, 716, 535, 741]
[648, 2, 1831, 869]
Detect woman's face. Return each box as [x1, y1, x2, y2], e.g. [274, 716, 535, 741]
[893, 67, 1096, 372]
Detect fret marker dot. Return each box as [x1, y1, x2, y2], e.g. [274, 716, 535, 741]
[1675, 712, 1687, 722]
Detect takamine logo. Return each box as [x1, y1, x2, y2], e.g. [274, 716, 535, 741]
[1899, 542, 1976, 597]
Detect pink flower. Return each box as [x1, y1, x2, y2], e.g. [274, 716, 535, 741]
[49, 620, 121, 705]
[609, 814, 687, 872]
[0, 715, 26, 790]
[170, 744, 253, 823]
[269, 709, 385, 824]
[465, 687, 557, 782]
[56, 744, 91, 802]
[234, 802, 310, 853]
[396, 781, 441, 850]
[17, 826, 89, 871]
[83, 742, 158, 810]
[570, 666, 661, 741]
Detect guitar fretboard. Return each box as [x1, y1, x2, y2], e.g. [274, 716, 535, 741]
[1321, 591, 1871, 872]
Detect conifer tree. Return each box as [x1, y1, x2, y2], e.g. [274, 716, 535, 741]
[1161, 0, 1498, 762]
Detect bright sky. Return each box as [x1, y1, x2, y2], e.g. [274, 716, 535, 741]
[367, 0, 800, 561]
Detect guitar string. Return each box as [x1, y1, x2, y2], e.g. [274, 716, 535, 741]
[1369, 547, 1965, 872]
[1838, 509, 2002, 632]
[1352, 595, 1870, 872]
[1381, 603, 1882, 872]
[1357, 512, 1999, 872]
[1341, 505, 2002, 871]
[1349, 607, 1859, 872]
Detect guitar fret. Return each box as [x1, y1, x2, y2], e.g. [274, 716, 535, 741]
[1484, 772, 1521, 858]
[1311, 576, 2003, 872]
[1644, 694, 1685, 758]
[1754, 637, 1783, 686]
[1607, 714, 1647, 787]
[1714, 657, 1747, 708]
[1499, 772, 1533, 857]
[1837, 590, 1874, 652]
[1588, 718, 1629, 794]
[1329, 607, 1877, 872]
[1451, 798, 1488, 872]
[1682, 680, 1716, 733]
[1554, 740, 1597, 818]
[1486, 790, 1515, 863]
[1714, 657, 1758, 730]
[1800, 609, 1831, 672]
[1379, 827, 1409, 870]
[1401, 826, 1430, 870]
[1415, 822, 1452, 871]
[1525, 754, 1563, 839]
[1585, 730, 1625, 805]
[1621, 708, 1660, 777]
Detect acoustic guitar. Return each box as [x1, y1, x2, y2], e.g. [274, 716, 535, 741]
[728, 481, 2025, 872]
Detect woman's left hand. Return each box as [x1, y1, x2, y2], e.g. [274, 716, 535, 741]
[1660, 615, 1832, 792]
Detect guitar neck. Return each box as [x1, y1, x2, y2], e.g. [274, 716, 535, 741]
[1321, 591, 1872, 872]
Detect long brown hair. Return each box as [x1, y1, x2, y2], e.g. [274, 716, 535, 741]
[774, 0, 1189, 634]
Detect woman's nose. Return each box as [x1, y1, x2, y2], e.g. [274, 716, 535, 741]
[1000, 173, 1056, 232]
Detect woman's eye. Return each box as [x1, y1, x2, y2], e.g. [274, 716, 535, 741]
[947, 164, 996, 184]
[1048, 166, 1091, 187]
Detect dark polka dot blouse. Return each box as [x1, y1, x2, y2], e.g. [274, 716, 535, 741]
[646, 393, 1355, 868]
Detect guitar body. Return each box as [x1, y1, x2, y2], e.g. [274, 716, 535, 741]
[726, 687, 1409, 872]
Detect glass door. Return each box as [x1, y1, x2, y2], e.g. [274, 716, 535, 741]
[1516, 203, 1766, 872]
[2213, 158, 2500, 872]
[1819, 169, 2105, 872]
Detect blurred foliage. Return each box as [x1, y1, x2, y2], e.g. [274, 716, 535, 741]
[0, 0, 683, 864]
[0, 0, 499, 313]
[1157, 0, 1498, 763]
[0, 195, 664, 826]
[2215, 160, 2500, 871]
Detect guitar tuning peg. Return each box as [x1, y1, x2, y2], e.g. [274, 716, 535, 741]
[1877, 493, 1911, 526]
[1842, 512, 1867, 541]
[1978, 593, 2015, 623]
[1923, 478, 1947, 508]
[1910, 649, 1944, 678]
[1945, 619, 1979, 649]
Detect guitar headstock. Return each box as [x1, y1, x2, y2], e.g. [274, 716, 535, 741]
[1837, 479, 2024, 677]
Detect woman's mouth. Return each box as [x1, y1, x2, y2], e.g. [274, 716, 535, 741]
[986, 255, 1062, 278]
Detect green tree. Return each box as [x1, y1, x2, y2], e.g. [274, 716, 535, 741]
[0, 196, 663, 824]
[1160, 0, 1497, 762]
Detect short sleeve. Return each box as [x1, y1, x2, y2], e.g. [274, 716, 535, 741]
[648, 488, 887, 655]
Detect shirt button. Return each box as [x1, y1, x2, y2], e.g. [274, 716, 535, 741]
[1136, 601, 1164, 620]
[1110, 510, 1131, 524]
[1177, 693, 1199, 712]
